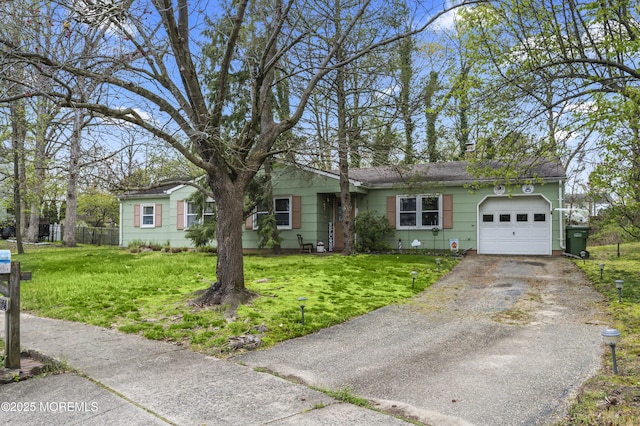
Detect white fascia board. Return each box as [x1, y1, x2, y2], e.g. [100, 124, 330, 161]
[165, 184, 187, 195]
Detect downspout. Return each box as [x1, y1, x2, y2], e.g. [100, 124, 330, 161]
[119, 201, 123, 247]
[558, 179, 565, 250]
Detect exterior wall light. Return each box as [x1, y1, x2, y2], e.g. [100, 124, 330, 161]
[601, 328, 621, 374]
[297, 297, 307, 326]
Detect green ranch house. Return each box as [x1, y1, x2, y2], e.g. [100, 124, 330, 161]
[118, 160, 568, 255]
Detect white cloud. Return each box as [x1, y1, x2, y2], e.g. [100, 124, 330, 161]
[431, 1, 468, 32]
[432, 10, 458, 32]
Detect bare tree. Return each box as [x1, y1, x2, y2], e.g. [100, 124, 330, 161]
[1, 0, 480, 307]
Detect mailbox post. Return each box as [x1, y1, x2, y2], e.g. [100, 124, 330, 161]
[1, 250, 31, 370]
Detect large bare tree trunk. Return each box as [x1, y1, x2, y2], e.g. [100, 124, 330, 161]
[425, 70, 440, 162]
[399, 34, 415, 164]
[63, 107, 83, 247]
[195, 175, 254, 308]
[334, 0, 356, 256]
[10, 99, 26, 254]
[337, 88, 356, 256]
[26, 204, 40, 242]
[18, 133, 28, 240]
[26, 112, 48, 242]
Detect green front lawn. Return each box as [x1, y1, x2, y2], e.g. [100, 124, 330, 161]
[7, 240, 640, 420]
[1, 242, 453, 356]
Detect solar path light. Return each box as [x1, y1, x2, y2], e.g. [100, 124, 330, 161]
[601, 328, 621, 374]
[615, 280, 624, 303]
[411, 271, 418, 289]
[436, 258, 441, 273]
[579, 250, 588, 262]
[297, 297, 307, 326]
[599, 263, 605, 280]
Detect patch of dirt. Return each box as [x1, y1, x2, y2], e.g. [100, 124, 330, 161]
[490, 308, 533, 325]
[410, 255, 608, 326]
[0, 350, 64, 385]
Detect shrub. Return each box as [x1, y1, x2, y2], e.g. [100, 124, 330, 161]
[147, 242, 164, 251]
[128, 239, 145, 249]
[355, 210, 394, 252]
[196, 245, 217, 254]
[256, 214, 282, 250]
[185, 223, 216, 248]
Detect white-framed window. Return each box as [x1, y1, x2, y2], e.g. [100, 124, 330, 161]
[397, 194, 441, 229]
[203, 202, 215, 224]
[274, 197, 291, 228]
[253, 196, 292, 230]
[185, 201, 215, 229]
[141, 204, 156, 228]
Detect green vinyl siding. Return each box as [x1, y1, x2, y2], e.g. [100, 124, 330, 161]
[120, 196, 171, 247]
[357, 182, 562, 253]
[120, 164, 564, 253]
[119, 185, 219, 249]
[242, 166, 346, 251]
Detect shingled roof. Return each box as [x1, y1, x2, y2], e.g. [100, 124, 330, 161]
[337, 159, 565, 187]
[117, 179, 191, 200]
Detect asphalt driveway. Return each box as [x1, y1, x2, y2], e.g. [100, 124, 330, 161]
[235, 256, 608, 425]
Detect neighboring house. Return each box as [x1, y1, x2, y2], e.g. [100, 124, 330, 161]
[565, 192, 609, 222]
[118, 160, 568, 255]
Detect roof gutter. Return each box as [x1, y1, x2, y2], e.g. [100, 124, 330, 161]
[358, 176, 566, 190]
[117, 193, 171, 201]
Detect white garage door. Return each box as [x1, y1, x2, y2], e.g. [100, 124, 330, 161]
[478, 196, 551, 255]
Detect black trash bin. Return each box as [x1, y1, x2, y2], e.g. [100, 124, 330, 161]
[565, 225, 590, 258]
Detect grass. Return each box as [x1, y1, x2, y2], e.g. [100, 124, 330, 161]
[0, 241, 454, 357]
[7, 240, 640, 420]
[315, 385, 372, 408]
[556, 242, 640, 425]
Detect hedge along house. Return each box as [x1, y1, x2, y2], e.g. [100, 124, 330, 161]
[118, 159, 568, 255]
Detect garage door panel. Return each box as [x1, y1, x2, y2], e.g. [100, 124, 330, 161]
[478, 196, 551, 255]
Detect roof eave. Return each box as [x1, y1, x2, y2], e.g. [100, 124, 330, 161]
[360, 175, 566, 189]
[117, 193, 172, 201]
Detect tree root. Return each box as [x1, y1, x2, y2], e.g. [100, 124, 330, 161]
[190, 282, 257, 317]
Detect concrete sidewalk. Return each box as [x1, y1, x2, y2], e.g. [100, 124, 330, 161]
[0, 314, 409, 425]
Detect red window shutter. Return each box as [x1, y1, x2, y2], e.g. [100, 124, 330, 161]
[292, 196, 301, 229]
[442, 194, 453, 229]
[155, 204, 162, 227]
[245, 215, 253, 230]
[177, 201, 185, 230]
[386, 196, 396, 228]
[134, 204, 140, 227]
